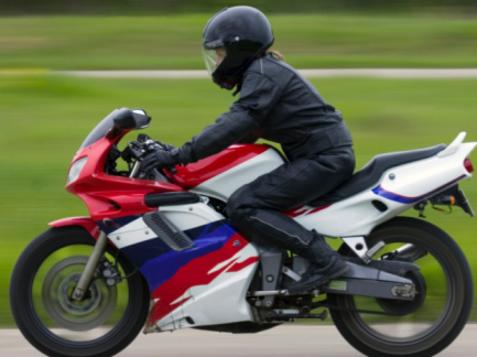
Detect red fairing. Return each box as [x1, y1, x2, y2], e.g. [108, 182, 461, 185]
[49, 217, 100, 239]
[67, 135, 184, 221]
[170, 144, 269, 188]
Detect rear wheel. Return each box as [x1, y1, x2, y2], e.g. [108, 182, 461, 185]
[10, 226, 150, 357]
[329, 217, 473, 357]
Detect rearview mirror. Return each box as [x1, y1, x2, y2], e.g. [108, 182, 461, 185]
[113, 108, 151, 130]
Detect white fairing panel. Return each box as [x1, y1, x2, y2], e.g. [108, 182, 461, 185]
[296, 139, 476, 237]
[156, 243, 259, 331]
[296, 190, 404, 237]
[159, 202, 224, 231]
[379, 142, 475, 197]
[192, 148, 285, 200]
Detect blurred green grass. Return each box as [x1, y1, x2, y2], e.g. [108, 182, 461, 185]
[1, 13, 477, 69]
[0, 74, 476, 325]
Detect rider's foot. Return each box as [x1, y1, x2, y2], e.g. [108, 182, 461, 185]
[289, 232, 348, 292]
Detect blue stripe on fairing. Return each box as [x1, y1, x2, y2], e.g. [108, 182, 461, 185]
[120, 220, 226, 266]
[120, 220, 236, 292]
[372, 174, 467, 204]
[372, 186, 418, 204]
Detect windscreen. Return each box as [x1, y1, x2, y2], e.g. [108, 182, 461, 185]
[79, 108, 150, 149]
[79, 113, 116, 148]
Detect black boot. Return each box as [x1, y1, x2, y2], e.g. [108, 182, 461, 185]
[289, 234, 348, 292]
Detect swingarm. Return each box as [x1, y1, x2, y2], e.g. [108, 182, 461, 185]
[251, 259, 418, 301]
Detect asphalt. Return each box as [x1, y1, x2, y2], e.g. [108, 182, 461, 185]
[1, 324, 475, 356]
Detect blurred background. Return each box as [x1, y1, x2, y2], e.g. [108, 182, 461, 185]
[1, 0, 477, 326]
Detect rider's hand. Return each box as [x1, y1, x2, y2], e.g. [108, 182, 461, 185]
[158, 142, 176, 152]
[141, 148, 178, 173]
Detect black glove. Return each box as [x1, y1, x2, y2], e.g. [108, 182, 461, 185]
[158, 142, 176, 152]
[141, 148, 179, 173]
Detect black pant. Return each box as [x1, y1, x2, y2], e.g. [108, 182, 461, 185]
[225, 147, 355, 259]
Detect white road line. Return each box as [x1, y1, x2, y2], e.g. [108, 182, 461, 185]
[54, 68, 477, 79]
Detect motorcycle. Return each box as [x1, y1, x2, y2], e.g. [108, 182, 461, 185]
[10, 108, 475, 356]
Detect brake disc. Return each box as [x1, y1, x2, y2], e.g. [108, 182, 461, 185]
[41, 256, 117, 331]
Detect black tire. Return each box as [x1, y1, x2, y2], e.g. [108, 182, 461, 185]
[10, 226, 150, 357]
[329, 217, 473, 357]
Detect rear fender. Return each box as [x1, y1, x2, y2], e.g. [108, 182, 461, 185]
[49, 217, 100, 240]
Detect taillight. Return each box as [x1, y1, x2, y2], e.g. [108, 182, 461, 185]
[464, 158, 474, 173]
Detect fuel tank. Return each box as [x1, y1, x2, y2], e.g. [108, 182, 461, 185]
[171, 144, 285, 201]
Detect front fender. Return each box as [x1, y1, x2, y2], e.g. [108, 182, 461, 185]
[49, 216, 100, 240]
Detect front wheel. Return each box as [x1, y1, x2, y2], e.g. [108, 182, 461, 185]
[10, 226, 150, 357]
[329, 217, 473, 357]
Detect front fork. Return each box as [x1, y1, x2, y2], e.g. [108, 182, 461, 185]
[72, 231, 108, 301]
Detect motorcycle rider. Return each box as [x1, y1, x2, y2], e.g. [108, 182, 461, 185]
[142, 6, 355, 291]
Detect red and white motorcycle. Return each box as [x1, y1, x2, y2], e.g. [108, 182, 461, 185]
[10, 108, 475, 356]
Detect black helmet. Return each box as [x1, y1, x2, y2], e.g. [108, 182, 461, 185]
[202, 6, 274, 90]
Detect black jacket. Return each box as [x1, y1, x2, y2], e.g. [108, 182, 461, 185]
[174, 53, 353, 163]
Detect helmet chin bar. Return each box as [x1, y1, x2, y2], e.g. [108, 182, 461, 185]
[211, 56, 245, 90]
[210, 43, 269, 90]
[212, 64, 241, 90]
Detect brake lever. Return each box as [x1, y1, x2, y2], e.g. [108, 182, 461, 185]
[127, 141, 146, 160]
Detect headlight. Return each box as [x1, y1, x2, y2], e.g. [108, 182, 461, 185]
[67, 157, 88, 184]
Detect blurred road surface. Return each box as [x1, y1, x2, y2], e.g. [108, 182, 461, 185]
[56, 69, 477, 79]
[1, 324, 475, 356]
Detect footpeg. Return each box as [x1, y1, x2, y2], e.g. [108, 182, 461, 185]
[250, 290, 290, 297]
[282, 266, 302, 281]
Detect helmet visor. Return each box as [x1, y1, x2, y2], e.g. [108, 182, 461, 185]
[202, 47, 226, 75]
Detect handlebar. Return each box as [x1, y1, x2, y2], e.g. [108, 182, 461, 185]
[125, 134, 173, 181]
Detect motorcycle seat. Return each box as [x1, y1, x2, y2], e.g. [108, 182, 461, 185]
[309, 144, 446, 206]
